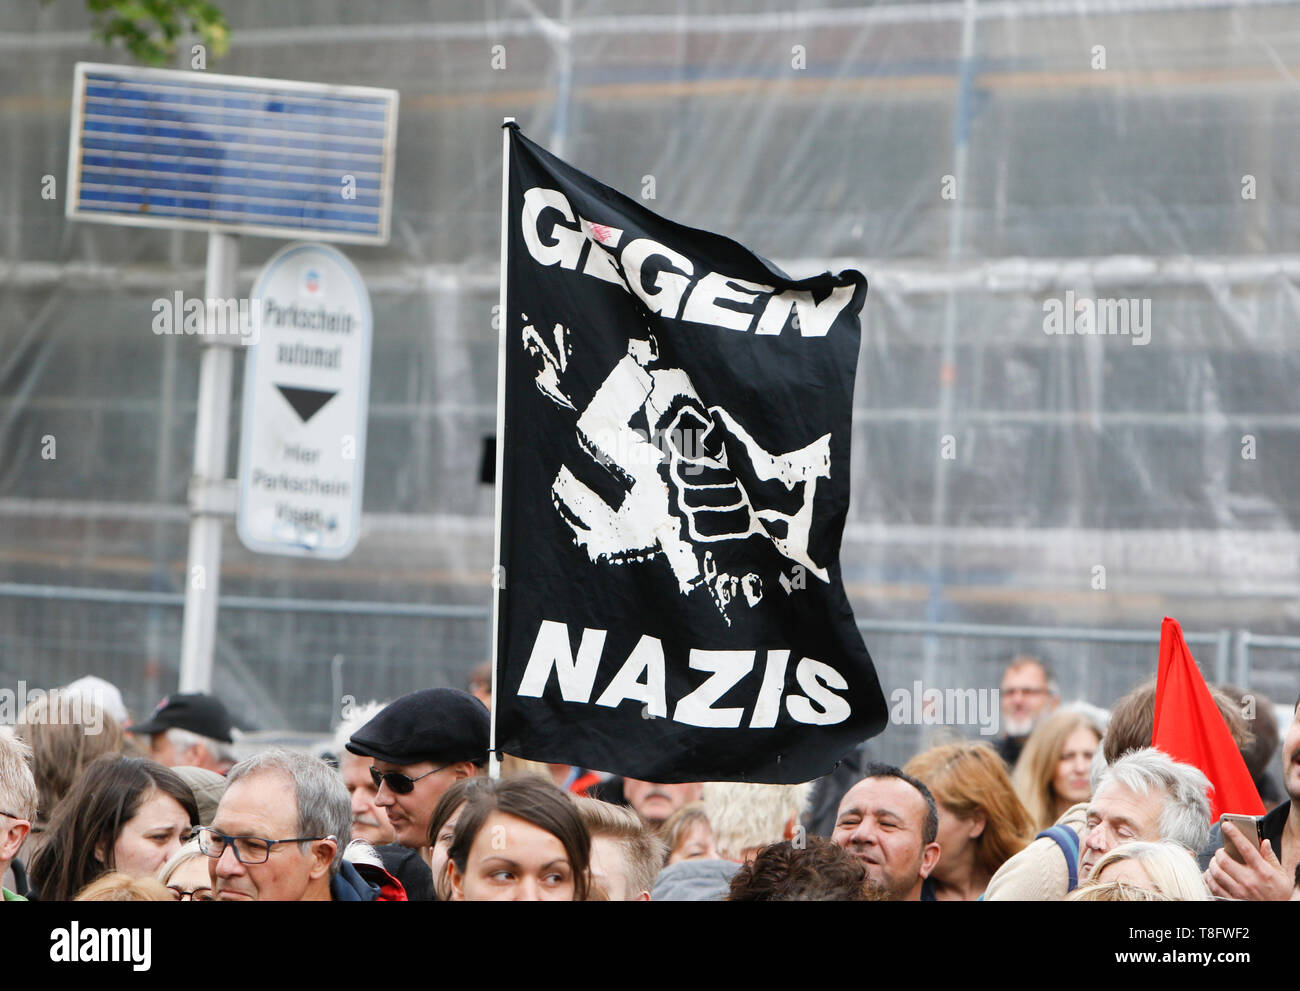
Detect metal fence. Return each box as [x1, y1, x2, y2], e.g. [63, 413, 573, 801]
[0, 582, 491, 737]
[2, 580, 1293, 772]
[856, 618, 1239, 768]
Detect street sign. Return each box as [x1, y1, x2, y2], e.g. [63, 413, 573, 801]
[237, 242, 372, 558]
[66, 62, 398, 245]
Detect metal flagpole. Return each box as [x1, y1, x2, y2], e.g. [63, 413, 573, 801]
[487, 117, 515, 781]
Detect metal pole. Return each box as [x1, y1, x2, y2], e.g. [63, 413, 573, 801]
[922, 0, 978, 675]
[178, 231, 239, 693]
[1234, 629, 1251, 688]
[1214, 628, 1231, 684]
[488, 118, 515, 781]
[551, 0, 573, 160]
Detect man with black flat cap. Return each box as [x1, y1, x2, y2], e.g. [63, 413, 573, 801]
[345, 688, 489, 857]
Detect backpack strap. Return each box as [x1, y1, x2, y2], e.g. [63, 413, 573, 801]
[1036, 825, 1080, 892]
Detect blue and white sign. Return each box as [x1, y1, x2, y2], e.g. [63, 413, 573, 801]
[237, 242, 372, 558]
[66, 63, 398, 245]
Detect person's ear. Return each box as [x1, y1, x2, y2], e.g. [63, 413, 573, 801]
[448, 859, 466, 901]
[310, 839, 337, 880]
[453, 762, 474, 782]
[94, 840, 107, 866]
[968, 810, 987, 840]
[919, 841, 942, 879]
[0, 819, 29, 861]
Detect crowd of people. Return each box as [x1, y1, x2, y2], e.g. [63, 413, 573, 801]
[0, 655, 1296, 902]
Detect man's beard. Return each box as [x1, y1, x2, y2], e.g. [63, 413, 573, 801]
[861, 878, 894, 901]
[862, 854, 925, 901]
[863, 873, 916, 901]
[1004, 715, 1035, 738]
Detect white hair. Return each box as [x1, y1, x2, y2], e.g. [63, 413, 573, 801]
[165, 726, 239, 767]
[1095, 748, 1211, 854]
[157, 839, 204, 885]
[702, 781, 812, 860]
[0, 733, 37, 821]
[1089, 841, 1211, 900]
[330, 700, 388, 759]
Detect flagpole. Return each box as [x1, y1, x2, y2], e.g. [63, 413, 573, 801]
[487, 117, 514, 782]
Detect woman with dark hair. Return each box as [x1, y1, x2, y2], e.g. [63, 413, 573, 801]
[27, 754, 198, 901]
[427, 776, 494, 901]
[446, 776, 591, 901]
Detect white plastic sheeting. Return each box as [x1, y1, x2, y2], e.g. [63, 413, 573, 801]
[0, 0, 1296, 736]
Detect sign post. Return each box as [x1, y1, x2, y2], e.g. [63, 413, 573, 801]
[179, 231, 240, 692]
[65, 62, 397, 693]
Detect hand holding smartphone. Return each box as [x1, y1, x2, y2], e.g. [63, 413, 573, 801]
[1220, 813, 1264, 863]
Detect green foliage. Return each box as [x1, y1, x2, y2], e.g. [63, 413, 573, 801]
[63, 0, 230, 66]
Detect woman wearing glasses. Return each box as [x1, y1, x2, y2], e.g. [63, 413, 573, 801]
[158, 840, 214, 901]
[446, 776, 592, 901]
[28, 754, 198, 901]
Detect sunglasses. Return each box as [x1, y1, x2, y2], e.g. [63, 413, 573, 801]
[369, 762, 451, 795]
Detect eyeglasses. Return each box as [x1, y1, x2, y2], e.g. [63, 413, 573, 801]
[0, 810, 29, 822]
[369, 763, 450, 795]
[196, 826, 335, 865]
[168, 885, 214, 902]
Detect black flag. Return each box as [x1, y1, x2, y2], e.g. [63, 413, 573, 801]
[495, 124, 886, 783]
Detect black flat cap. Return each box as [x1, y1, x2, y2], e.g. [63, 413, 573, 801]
[345, 688, 489, 766]
[129, 693, 235, 742]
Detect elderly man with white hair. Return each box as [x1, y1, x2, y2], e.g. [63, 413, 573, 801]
[203, 748, 385, 901]
[0, 734, 37, 901]
[1077, 747, 1211, 879]
[987, 746, 1210, 900]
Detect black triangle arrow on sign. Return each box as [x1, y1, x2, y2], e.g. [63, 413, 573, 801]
[276, 385, 337, 424]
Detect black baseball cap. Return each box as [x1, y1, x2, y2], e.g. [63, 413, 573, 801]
[345, 688, 489, 767]
[129, 693, 235, 743]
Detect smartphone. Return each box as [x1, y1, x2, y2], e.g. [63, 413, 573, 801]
[1220, 813, 1264, 863]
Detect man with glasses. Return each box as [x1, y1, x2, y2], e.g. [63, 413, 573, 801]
[345, 688, 489, 858]
[995, 654, 1059, 767]
[0, 734, 37, 901]
[203, 748, 384, 901]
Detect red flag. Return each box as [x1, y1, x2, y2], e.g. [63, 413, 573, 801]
[1152, 616, 1265, 822]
